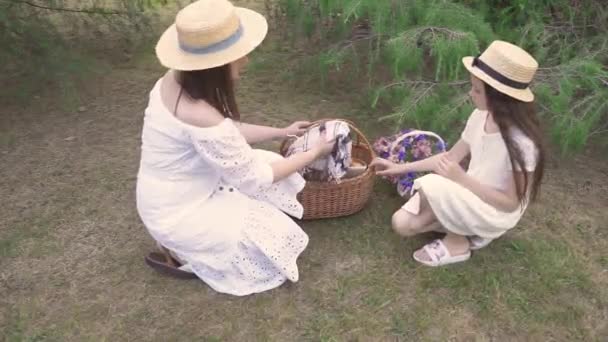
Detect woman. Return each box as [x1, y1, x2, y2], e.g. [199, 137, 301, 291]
[136, 0, 335, 295]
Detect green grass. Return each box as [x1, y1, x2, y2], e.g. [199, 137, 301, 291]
[2, 55, 606, 340]
[1, 2, 607, 340]
[419, 237, 593, 321]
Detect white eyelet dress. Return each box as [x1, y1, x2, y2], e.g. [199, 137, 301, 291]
[136, 80, 308, 296]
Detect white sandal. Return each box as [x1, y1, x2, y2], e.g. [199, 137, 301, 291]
[468, 236, 494, 251]
[413, 239, 471, 267]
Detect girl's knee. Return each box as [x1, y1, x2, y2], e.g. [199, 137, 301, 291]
[391, 210, 418, 237]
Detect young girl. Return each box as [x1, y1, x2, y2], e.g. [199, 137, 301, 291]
[370, 40, 545, 266]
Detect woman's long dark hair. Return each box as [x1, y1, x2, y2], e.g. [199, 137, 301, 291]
[175, 65, 240, 120]
[484, 83, 546, 205]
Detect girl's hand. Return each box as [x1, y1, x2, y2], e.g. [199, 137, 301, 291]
[284, 121, 311, 137]
[435, 154, 466, 183]
[370, 157, 404, 176]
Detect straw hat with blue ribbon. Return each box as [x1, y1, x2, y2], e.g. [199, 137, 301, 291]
[463, 40, 538, 102]
[155, 0, 268, 71]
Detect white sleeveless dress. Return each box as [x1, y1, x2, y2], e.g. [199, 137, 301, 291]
[136, 80, 308, 296]
[409, 109, 539, 239]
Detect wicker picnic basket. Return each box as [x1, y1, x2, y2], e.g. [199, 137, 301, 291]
[280, 119, 376, 220]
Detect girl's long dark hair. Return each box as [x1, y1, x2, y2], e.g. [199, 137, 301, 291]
[175, 65, 240, 120]
[484, 83, 546, 205]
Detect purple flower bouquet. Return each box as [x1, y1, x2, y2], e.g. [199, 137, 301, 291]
[372, 129, 447, 197]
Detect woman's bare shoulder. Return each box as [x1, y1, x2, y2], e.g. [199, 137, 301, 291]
[160, 72, 225, 128]
[176, 99, 225, 128]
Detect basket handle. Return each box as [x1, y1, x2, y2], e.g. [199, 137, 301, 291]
[280, 118, 375, 157]
[388, 129, 447, 154]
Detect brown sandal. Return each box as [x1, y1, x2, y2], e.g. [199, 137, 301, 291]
[144, 246, 198, 280]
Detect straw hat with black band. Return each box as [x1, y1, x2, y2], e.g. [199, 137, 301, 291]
[463, 40, 538, 102]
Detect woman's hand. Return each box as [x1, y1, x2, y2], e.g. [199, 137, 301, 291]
[310, 131, 335, 159]
[283, 121, 311, 137]
[435, 154, 466, 183]
[271, 133, 334, 183]
[370, 157, 405, 176]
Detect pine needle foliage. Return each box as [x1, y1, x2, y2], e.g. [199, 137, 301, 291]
[0, 0, 170, 103]
[277, 0, 608, 154]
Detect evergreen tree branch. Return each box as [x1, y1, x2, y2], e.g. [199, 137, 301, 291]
[587, 97, 608, 138]
[399, 84, 437, 125]
[380, 80, 468, 91]
[545, 24, 598, 30]
[331, 34, 381, 51]
[538, 103, 561, 119]
[4, 0, 128, 15]
[444, 93, 471, 117]
[378, 84, 438, 123]
[422, 27, 468, 40]
[588, 129, 608, 137]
